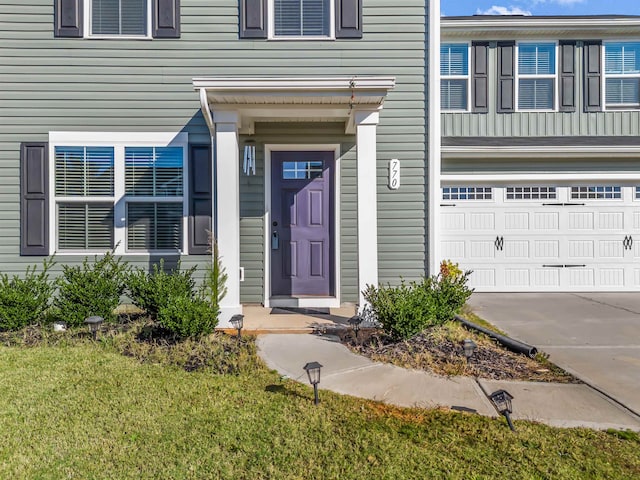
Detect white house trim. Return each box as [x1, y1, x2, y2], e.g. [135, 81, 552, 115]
[441, 173, 640, 183]
[442, 145, 640, 159]
[264, 144, 341, 309]
[428, 0, 442, 277]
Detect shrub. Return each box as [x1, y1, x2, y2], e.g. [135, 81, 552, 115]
[52, 252, 129, 327]
[0, 258, 55, 331]
[157, 295, 218, 338]
[200, 241, 227, 312]
[363, 260, 473, 340]
[127, 260, 197, 319]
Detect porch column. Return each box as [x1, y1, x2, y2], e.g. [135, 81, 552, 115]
[355, 110, 380, 311]
[213, 110, 242, 326]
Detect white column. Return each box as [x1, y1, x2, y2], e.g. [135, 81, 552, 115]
[213, 110, 242, 326]
[355, 110, 380, 311]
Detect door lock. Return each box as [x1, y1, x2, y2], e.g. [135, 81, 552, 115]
[271, 231, 279, 250]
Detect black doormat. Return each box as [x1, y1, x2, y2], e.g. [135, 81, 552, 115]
[270, 307, 331, 315]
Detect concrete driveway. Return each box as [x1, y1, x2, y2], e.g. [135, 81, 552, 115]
[467, 293, 640, 418]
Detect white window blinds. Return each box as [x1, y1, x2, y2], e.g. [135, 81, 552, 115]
[518, 43, 556, 110]
[92, 0, 147, 36]
[274, 0, 330, 37]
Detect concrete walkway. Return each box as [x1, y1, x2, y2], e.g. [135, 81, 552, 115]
[257, 333, 640, 431]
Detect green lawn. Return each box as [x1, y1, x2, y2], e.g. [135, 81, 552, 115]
[0, 343, 638, 479]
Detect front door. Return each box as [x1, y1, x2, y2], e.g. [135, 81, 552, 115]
[271, 151, 334, 297]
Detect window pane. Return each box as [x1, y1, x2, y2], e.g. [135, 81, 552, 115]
[571, 186, 621, 200]
[282, 161, 323, 179]
[441, 79, 467, 110]
[55, 146, 114, 196]
[58, 203, 114, 250]
[605, 42, 640, 75]
[440, 44, 468, 76]
[442, 187, 492, 201]
[127, 202, 183, 251]
[92, 0, 146, 35]
[606, 78, 640, 106]
[519, 43, 555, 75]
[519, 78, 554, 110]
[274, 0, 330, 37]
[126, 147, 183, 197]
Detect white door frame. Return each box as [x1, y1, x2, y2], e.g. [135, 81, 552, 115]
[264, 144, 341, 308]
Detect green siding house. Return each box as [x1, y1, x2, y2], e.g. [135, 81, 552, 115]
[439, 15, 640, 292]
[2, 1, 439, 326]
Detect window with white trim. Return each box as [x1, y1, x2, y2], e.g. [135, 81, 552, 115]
[52, 134, 187, 253]
[506, 186, 557, 200]
[440, 43, 469, 111]
[271, 0, 333, 39]
[517, 42, 556, 110]
[571, 186, 621, 200]
[442, 187, 492, 201]
[604, 42, 640, 109]
[89, 0, 150, 37]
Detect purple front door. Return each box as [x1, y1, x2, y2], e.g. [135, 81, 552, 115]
[271, 151, 334, 297]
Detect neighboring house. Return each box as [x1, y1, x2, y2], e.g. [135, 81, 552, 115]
[2, 1, 440, 325]
[438, 15, 640, 292]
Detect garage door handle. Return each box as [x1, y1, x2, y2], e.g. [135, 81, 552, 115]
[543, 264, 564, 268]
[623, 235, 633, 250]
[494, 236, 504, 251]
[440, 203, 456, 207]
[564, 264, 586, 268]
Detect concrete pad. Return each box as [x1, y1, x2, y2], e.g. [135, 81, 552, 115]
[323, 363, 496, 415]
[257, 334, 373, 382]
[467, 293, 640, 416]
[478, 380, 640, 431]
[243, 305, 354, 332]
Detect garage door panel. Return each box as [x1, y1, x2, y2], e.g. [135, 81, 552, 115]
[468, 269, 496, 288]
[469, 212, 495, 230]
[598, 212, 624, 230]
[534, 268, 560, 287]
[470, 241, 495, 258]
[504, 240, 529, 258]
[600, 269, 625, 287]
[634, 269, 640, 287]
[505, 269, 530, 286]
[568, 240, 594, 258]
[533, 212, 559, 230]
[634, 212, 640, 230]
[442, 212, 465, 231]
[599, 240, 624, 258]
[533, 240, 559, 258]
[441, 241, 465, 259]
[504, 212, 529, 230]
[568, 269, 595, 287]
[568, 212, 594, 230]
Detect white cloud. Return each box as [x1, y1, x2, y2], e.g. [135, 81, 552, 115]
[475, 5, 533, 15]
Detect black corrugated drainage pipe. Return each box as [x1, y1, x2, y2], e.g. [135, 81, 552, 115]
[454, 315, 538, 359]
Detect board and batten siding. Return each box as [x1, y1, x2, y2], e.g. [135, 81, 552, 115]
[441, 41, 640, 137]
[0, 1, 427, 304]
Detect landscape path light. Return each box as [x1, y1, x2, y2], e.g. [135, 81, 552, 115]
[489, 389, 515, 431]
[230, 314, 244, 340]
[84, 316, 104, 340]
[463, 338, 477, 363]
[348, 314, 363, 340]
[303, 361, 323, 405]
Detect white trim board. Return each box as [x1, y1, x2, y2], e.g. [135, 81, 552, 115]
[263, 144, 342, 309]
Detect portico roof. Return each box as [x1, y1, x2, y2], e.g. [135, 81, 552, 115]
[193, 76, 396, 134]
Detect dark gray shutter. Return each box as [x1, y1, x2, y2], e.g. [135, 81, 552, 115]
[54, 0, 83, 38]
[240, 0, 267, 39]
[497, 41, 515, 113]
[472, 42, 489, 113]
[559, 41, 576, 112]
[189, 145, 212, 255]
[20, 143, 49, 256]
[153, 0, 181, 38]
[336, 0, 362, 39]
[584, 41, 603, 112]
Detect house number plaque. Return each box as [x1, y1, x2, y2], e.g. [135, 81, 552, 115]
[388, 159, 400, 190]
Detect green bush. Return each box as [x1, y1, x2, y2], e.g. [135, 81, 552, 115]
[363, 260, 473, 340]
[157, 295, 218, 338]
[127, 260, 197, 319]
[199, 241, 227, 312]
[0, 258, 55, 331]
[52, 252, 129, 327]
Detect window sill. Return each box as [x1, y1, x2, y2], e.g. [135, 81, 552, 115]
[267, 36, 335, 41]
[84, 35, 152, 41]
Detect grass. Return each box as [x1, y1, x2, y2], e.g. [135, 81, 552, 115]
[0, 337, 639, 479]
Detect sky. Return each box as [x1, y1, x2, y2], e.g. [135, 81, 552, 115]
[441, 0, 640, 17]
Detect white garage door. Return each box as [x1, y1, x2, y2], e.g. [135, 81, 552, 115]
[440, 184, 640, 291]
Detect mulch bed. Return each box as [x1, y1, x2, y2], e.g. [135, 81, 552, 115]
[337, 327, 579, 383]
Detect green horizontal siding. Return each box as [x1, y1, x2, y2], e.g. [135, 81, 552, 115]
[0, 0, 428, 304]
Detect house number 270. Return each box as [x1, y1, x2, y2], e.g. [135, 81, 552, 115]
[388, 159, 400, 190]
